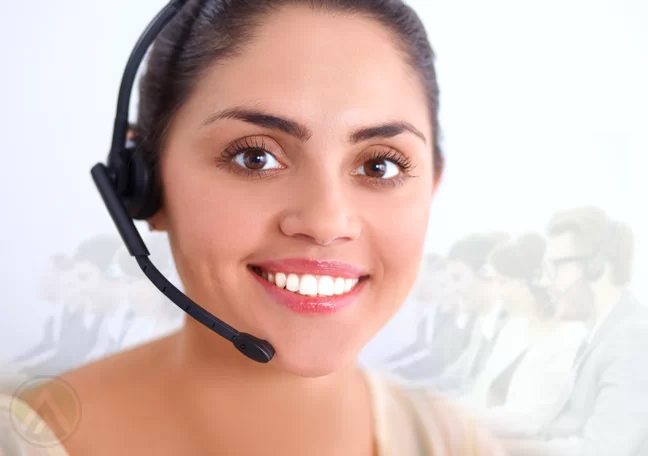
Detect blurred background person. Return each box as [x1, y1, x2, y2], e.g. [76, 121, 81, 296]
[430, 232, 510, 393]
[461, 234, 576, 409]
[468, 233, 591, 437]
[3, 232, 185, 394]
[384, 233, 506, 385]
[7, 234, 124, 382]
[504, 207, 648, 456]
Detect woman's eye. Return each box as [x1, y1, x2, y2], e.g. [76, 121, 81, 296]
[233, 149, 282, 171]
[355, 158, 400, 179]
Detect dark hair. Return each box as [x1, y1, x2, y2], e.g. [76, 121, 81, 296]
[547, 206, 634, 285]
[488, 233, 546, 282]
[447, 231, 510, 273]
[488, 233, 558, 318]
[135, 0, 443, 185]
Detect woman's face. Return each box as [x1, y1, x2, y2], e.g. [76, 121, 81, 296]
[153, 7, 436, 376]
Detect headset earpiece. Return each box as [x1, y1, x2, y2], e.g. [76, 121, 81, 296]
[116, 142, 162, 221]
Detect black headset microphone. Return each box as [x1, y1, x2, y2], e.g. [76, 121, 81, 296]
[89, 0, 275, 364]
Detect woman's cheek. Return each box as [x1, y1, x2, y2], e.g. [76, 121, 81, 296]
[368, 194, 432, 302]
[165, 167, 270, 255]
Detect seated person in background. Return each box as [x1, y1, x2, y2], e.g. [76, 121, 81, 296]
[466, 233, 591, 436]
[432, 234, 511, 393]
[385, 233, 506, 385]
[504, 207, 648, 456]
[9, 235, 123, 379]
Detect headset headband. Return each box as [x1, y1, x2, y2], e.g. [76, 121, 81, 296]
[108, 0, 189, 185]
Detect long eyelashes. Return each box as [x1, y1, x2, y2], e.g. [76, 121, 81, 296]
[215, 137, 281, 179]
[214, 137, 418, 186]
[364, 147, 415, 174]
[354, 147, 418, 189]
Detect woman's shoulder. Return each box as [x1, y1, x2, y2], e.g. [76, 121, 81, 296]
[362, 370, 507, 455]
[5, 335, 176, 455]
[0, 391, 71, 455]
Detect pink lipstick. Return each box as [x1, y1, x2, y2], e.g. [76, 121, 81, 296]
[248, 259, 369, 315]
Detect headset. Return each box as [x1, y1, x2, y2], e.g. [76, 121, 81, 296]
[538, 220, 618, 318]
[89, 0, 275, 364]
[559, 220, 617, 283]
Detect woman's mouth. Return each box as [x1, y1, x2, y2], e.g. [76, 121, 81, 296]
[247, 260, 370, 314]
[250, 266, 364, 297]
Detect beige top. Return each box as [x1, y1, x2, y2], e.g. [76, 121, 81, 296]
[0, 370, 506, 455]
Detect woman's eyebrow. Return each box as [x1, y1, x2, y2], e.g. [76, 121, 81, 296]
[202, 107, 312, 142]
[202, 106, 426, 144]
[350, 122, 427, 145]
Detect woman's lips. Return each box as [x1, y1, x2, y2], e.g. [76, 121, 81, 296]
[251, 258, 369, 279]
[247, 258, 369, 314]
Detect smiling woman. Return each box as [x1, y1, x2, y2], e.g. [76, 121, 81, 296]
[3, 0, 505, 454]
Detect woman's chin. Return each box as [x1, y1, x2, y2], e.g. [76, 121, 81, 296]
[271, 341, 360, 378]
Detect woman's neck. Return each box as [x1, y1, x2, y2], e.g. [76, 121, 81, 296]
[164, 321, 375, 455]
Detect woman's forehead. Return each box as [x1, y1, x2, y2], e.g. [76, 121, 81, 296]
[180, 9, 431, 135]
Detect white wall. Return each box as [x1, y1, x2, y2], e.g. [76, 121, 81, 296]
[0, 0, 646, 376]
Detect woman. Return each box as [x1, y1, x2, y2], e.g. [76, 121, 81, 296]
[464, 234, 589, 436]
[1, 1, 505, 454]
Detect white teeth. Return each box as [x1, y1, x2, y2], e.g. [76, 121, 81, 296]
[334, 277, 346, 295]
[259, 269, 363, 297]
[286, 273, 300, 292]
[299, 274, 318, 297]
[275, 272, 287, 289]
[344, 278, 357, 292]
[318, 276, 335, 296]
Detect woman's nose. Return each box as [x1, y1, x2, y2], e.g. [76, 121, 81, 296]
[278, 177, 361, 246]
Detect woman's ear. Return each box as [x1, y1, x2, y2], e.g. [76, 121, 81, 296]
[147, 209, 168, 232]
